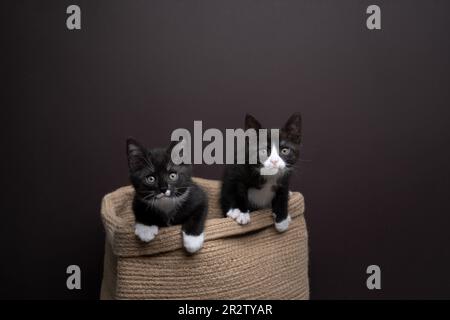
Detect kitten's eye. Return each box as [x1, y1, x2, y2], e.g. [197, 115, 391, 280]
[145, 176, 155, 184]
[169, 172, 178, 181]
[281, 148, 290, 155]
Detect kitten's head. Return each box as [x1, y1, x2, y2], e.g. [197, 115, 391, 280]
[245, 113, 302, 176]
[126, 138, 192, 204]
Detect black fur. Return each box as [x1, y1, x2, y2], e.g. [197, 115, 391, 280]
[126, 138, 207, 237]
[220, 113, 302, 224]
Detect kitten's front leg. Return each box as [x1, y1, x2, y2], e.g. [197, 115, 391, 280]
[134, 222, 159, 242]
[226, 183, 251, 225]
[272, 187, 291, 232]
[182, 204, 207, 253]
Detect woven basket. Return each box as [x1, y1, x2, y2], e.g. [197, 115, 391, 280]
[100, 177, 309, 300]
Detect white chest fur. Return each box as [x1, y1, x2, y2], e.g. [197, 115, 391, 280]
[248, 177, 277, 209]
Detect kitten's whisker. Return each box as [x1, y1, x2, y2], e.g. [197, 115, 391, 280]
[141, 193, 155, 201]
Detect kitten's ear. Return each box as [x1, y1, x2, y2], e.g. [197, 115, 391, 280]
[126, 137, 149, 171]
[167, 139, 180, 154]
[283, 113, 302, 144]
[245, 114, 262, 131]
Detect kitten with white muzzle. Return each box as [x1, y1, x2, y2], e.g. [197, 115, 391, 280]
[127, 138, 208, 253]
[220, 113, 302, 231]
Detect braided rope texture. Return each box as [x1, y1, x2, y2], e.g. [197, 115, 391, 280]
[100, 177, 309, 300]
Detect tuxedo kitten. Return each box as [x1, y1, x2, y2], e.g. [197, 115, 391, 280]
[126, 138, 208, 253]
[220, 113, 302, 232]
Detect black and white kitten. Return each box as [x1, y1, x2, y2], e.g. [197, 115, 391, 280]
[126, 138, 208, 253]
[220, 113, 302, 232]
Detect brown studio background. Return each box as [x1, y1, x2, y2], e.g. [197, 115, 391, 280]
[1, 0, 450, 299]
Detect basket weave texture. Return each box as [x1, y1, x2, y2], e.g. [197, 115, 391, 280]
[100, 177, 309, 299]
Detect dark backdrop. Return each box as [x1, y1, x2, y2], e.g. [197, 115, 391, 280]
[2, 0, 450, 299]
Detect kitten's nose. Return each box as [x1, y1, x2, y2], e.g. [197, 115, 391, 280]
[160, 186, 167, 193]
[270, 159, 278, 165]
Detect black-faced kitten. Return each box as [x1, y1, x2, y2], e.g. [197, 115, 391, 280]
[220, 113, 302, 232]
[126, 138, 208, 253]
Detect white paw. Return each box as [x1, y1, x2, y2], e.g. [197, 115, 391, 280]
[183, 232, 204, 253]
[226, 208, 240, 219]
[135, 223, 159, 242]
[227, 208, 250, 225]
[275, 215, 291, 233]
[235, 211, 251, 225]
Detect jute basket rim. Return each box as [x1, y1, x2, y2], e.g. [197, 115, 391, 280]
[101, 177, 305, 258]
